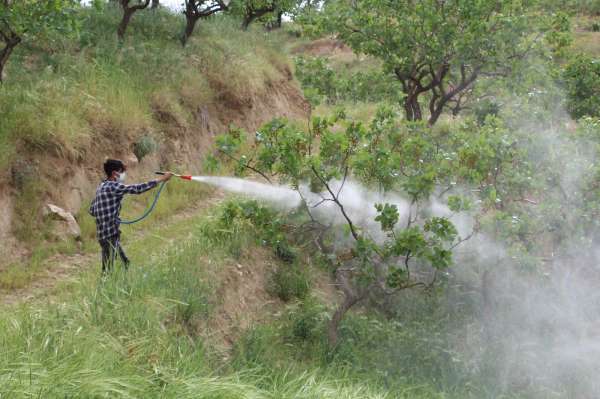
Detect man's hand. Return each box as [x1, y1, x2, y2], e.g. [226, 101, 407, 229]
[157, 172, 174, 182]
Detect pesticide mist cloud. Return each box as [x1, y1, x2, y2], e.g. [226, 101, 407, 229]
[191, 176, 302, 208]
[192, 175, 472, 244]
[192, 176, 416, 242]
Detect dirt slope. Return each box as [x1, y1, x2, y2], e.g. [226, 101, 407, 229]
[0, 65, 309, 269]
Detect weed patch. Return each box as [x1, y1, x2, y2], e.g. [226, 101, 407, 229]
[267, 263, 311, 302]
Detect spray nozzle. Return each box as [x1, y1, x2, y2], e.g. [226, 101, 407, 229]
[155, 171, 193, 180]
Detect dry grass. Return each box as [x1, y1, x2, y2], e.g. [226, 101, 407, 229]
[572, 16, 600, 56]
[572, 31, 600, 56]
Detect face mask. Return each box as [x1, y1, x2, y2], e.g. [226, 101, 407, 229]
[116, 172, 127, 183]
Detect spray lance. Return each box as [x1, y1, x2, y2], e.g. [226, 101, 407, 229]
[154, 171, 193, 181]
[119, 170, 194, 225]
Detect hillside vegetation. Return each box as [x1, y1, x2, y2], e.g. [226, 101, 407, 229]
[2, 1, 600, 398]
[0, 5, 307, 279]
[0, 204, 392, 398]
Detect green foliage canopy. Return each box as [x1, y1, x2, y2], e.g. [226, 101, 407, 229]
[0, 0, 77, 39]
[230, 0, 296, 29]
[215, 109, 528, 344]
[0, 0, 78, 82]
[311, 0, 567, 125]
[564, 55, 600, 119]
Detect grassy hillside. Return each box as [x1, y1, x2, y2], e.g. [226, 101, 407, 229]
[0, 6, 295, 166]
[2, 4, 600, 399]
[0, 199, 447, 398]
[572, 16, 600, 56]
[0, 5, 308, 279]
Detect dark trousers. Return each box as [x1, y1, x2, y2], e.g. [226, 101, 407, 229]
[99, 235, 129, 274]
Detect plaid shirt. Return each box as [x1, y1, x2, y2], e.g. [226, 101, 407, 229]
[89, 179, 158, 241]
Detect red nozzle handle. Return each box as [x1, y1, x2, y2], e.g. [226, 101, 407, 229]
[155, 171, 192, 180]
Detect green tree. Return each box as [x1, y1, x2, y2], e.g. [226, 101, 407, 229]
[314, 0, 564, 125]
[564, 56, 600, 119]
[231, 0, 295, 30]
[214, 110, 522, 346]
[181, 0, 229, 46]
[117, 0, 150, 40]
[0, 0, 78, 83]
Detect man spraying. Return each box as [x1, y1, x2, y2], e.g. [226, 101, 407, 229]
[89, 159, 172, 275]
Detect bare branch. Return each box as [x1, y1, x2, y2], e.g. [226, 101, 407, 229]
[311, 165, 360, 241]
[217, 149, 273, 184]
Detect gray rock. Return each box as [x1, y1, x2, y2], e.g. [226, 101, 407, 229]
[45, 204, 81, 239]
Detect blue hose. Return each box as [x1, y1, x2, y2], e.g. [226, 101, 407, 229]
[120, 181, 168, 225]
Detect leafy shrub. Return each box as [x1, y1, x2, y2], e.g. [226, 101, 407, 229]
[473, 100, 501, 126]
[592, 22, 600, 32]
[133, 134, 158, 161]
[284, 299, 327, 344]
[202, 153, 220, 173]
[267, 263, 311, 302]
[294, 56, 337, 106]
[217, 199, 297, 262]
[564, 55, 600, 119]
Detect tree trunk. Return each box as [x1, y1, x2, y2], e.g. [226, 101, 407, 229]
[241, 7, 273, 30]
[0, 36, 21, 83]
[327, 291, 362, 348]
[403, 100, 414, 121]
[181, 16, 199, 46]
[117, 8, 135, 39]
[266, 11, 283, 30]
[403, 95, 422, 121]
[241, 14, 253, 30]
[151, 0, 159, 9]
[428, 104, 444, 126]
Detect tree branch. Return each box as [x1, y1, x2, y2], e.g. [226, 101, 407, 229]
[217, 149, 273, 184]
[311, 165, 360, 241]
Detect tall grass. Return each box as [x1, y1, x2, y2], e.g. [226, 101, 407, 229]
[0, 5, 289, 168]
[0, 209, 394, 398]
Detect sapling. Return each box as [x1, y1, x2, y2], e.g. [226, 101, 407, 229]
[213, 109, 522, 346]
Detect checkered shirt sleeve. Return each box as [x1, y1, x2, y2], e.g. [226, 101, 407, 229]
[89, 180, 158, 241]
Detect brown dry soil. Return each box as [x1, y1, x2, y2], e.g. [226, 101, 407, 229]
[200, 245, 339, 352]
[291, 38, 352, 57]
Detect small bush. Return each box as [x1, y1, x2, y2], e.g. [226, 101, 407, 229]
[267, 263, 311, 302]
[284, 298, 327, 343]
[564, 55, 600, 119]
[133, 134, 158, 161]
[474, 100, 501, 126]
[592, 22, 600, 32]
[294, 56, 337, 106]
[214, 199, 298, 261]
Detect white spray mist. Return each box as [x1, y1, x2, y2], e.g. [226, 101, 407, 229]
[191, 176, 302, 209]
